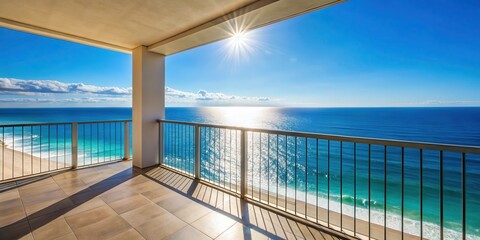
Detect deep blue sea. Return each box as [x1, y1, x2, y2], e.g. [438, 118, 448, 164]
[1, 107, 479, 239]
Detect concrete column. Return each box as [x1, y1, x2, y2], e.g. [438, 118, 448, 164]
[132, 46, 165, 168]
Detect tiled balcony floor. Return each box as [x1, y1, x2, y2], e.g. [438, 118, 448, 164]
[0, 161, 348, 240]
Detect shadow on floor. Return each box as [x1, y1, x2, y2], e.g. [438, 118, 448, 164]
[0, 167, 139, 239]
[144, 166, 350, 240]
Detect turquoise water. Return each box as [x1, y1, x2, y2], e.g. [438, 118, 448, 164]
[1, 107, 479, 239]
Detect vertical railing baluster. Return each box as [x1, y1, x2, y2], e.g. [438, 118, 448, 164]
[384, 145, 387, 240]
[90, 124, 92, 164]
[217, 128, 220, 185]
[285, 135, 288, 210]
[232, 129, 233, 190]
[22, 126, 24, 176]
[96, 123, 99, 163]
[462, 152, 466, 240]
[252, 132, 255, 199]
[440, 150, 444, 240]
[12, 127, 15, 177]
[195, 125, 201, 179]
[223, 129, 226, 188]
[212, 127, 216, 183]
[31, 126, 33, 173]
[401, 147, 405, 240]
[114, 122, 117, 161]
[368, 144, 371, 238]
[183, 125, 186, 173]
[63, 125, 66, 168]
[48, 125, 51, 170]
[340, 141, 343, 230]
[1, 127, 4, 180]
[354, 142, 357, 236]
[103, 123, 106, 163]
[316, 138, 319, 223]
[260, 133, 263, 202]
[72, 123, 78, 169]
[305, 137, 308, 218]
[327, 140, 330, 227]
[240, 129, 248, 198]
[294, 136, 297, 215]
[56, 125, 58, 169]
[277, 134, 280, 207]
[83, 124, 86, 165]
[124, 121, 130, 160]
[268, 134, 271, 204]
[420, 149, 423, 239]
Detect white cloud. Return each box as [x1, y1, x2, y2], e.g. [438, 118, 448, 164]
[0, 78, 274, 107]
[0, 97, 130, 103]
[166, 87, 271, 104]
[419, 100, 480, 106]
[0, 78, 131, 95]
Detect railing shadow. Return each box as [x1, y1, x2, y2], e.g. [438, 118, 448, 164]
[144, 166, 350, 240]
[0, 167, 139, 239]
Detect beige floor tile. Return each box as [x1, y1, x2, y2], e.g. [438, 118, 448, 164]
[130, 181, 165, 194]
[55, 178, 89, 195]
[0, 202, 27, 227]
[216, 223, 271, 240]
[0, 189, 21, 202]
[191, 211, 236, 239]
[120, 203, 167, 227]
[0, 196, 24, 210]
[134, 212, 187, 240]
[73, 216, 132, 240]
[21, 188, 67, 206]
[170, 202, 212, 224]
[100, 188, 137, 203]
[64, 197, 107, 217]
[65, 205, 117, 231]
[156, 193, 195, 213]
[107, 194, 151, 214]
[164, 226, 211, 240]
[30, 216, 73, 240]
[107, 228, 145, 240]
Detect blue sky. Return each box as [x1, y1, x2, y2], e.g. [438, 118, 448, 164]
[1, 0, 479, 107]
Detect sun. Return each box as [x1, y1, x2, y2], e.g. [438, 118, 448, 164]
[222, 30, 256, 64]
[228, 30, 252, 53]
[231, 31, 248, 46]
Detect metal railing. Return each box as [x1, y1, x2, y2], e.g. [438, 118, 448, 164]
[0, 120, 131, 182]
[158, 119, 480, 240]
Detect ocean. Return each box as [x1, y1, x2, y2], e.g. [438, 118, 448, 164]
[1, 107, 479, 239]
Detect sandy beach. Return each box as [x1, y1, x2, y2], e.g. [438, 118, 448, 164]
[0, 142, 70, 181]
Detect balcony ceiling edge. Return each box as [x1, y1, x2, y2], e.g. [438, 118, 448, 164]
[0, 0, 343, 55]
[0, 17, 132, 53]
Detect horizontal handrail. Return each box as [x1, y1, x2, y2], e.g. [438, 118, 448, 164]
[158, 119, 480, 154]
[0, 119, 131, 128]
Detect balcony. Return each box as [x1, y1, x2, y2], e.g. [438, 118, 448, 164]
[1, 120, 479, 239]
[0, 2, 479, 239]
